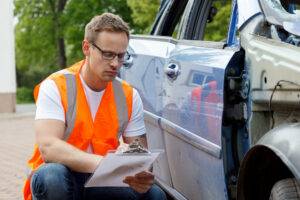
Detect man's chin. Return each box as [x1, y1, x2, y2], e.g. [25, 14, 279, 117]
[103, 75, 117, 82]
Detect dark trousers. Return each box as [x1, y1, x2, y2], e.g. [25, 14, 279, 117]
[30, 163, 167, 200]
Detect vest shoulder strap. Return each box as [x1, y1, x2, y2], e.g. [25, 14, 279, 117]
[63, 73, 77, 140]
[113, 77, 130, 138]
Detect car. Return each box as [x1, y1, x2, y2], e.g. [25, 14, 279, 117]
[120, 0, 300, 199]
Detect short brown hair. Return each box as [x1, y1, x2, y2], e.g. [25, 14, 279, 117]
[84, 13, 130, 42]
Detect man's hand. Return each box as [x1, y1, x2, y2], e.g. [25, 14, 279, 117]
[123, 134, 153, 193]
[123, 171, 154, 193]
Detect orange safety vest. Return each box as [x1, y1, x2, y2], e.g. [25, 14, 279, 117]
[23, 60, 133, 200]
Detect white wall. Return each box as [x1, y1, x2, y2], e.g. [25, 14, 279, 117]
[0, 0, 16, 93]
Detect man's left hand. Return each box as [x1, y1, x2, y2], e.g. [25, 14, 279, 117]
[123, 171, 154, 193]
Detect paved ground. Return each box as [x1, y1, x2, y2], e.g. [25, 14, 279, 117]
[0, 104, 35, 200]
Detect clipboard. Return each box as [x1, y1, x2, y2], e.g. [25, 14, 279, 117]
[85, 150, 163, 187]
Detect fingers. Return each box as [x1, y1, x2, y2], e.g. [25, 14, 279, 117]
[124, 175, 154, 185]
[123, 171, 155, 193]
[123, 177, 152, 193]
[135, 171, 154, 179]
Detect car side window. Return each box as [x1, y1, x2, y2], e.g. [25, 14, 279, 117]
[152, 0, 189, 37]
[203, 0, 232, 41]
[296, 4, 300, 12]
[172, 0, 232, 41]
[172, 15, 183, 39]
[152, 0, 232, 42]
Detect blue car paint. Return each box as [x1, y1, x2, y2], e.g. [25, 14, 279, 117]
[227, 0, 238, 46]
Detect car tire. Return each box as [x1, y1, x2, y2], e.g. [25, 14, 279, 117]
[269, 178, 300, 200]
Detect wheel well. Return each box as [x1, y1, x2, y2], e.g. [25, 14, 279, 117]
[237, 145, 294, 200]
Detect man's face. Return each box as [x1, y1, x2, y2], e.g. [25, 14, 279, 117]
[86, 31, 128, 83]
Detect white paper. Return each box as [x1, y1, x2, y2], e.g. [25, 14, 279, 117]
[85, 151, 161, 187]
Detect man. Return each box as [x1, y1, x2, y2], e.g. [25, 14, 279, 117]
[23, 13, 167, 200]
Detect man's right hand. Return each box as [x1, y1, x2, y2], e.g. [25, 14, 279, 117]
[123, 171, 154, 193]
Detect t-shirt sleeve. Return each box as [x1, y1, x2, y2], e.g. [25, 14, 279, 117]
[35, 79, 65, 122]
[123, 88, 146, 137]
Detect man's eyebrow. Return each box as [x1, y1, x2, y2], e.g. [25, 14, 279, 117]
[102, 49, 126, 54]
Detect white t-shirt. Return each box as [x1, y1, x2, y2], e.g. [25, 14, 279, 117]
[35, 75, 146, 139]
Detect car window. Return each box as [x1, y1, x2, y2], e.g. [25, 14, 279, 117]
[152, 0, 188, 36]
[295, 4, 300, 13]
[177, 0, 233, 41]
[203, 0, 232, 41]
[152, 0, 234, 42]
[172, 15, 183, 39]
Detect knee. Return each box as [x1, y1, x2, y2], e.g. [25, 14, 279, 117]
[145, 184, 167, 200]
[31, 163, 72, 197]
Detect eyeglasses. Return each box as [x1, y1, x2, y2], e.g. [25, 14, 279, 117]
[90, 42, 129, 63]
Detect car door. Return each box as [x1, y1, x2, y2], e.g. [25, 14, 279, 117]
[120, 0, 236, 199]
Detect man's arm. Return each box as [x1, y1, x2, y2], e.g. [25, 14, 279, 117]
[123, 134, 155, 193]
[35, 119, 102, 173]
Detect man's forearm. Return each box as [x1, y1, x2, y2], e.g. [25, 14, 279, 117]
[39, 137, 102, 173]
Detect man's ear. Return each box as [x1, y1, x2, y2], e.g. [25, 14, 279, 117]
[82, 39, 90, 56]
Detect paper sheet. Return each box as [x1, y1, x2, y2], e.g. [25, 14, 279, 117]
[85, 151, 161, 187]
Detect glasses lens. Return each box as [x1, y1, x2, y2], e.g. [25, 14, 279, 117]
[117, 53, 127, 61]
[102, 52, 115, 60]
[92, 42, 129, 63]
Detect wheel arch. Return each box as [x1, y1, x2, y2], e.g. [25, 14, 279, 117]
[237, 123, 300, 200]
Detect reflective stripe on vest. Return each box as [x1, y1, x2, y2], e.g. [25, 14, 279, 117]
[113, 77, 129, 138]
[64, 73, 77, 140]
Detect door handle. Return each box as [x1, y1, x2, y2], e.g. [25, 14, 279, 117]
[164, 63, 180, 80]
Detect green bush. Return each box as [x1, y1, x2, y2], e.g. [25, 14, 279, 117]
[204, 1, 232, 41]
[17, 87, 34, 103]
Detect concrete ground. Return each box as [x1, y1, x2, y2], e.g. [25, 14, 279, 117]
[0, 104, 35, 199]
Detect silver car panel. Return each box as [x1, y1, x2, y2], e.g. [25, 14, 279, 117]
[121, 35, 235, 199]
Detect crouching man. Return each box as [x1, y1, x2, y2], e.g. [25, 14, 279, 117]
[23, 12, 167, 200]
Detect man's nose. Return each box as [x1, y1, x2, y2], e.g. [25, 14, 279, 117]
[110, 57, 121, 68]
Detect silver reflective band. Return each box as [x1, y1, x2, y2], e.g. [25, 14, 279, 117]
[113, 78, 129, 138]
[62, 75, 128, 140]
[64, 74, 77, 141]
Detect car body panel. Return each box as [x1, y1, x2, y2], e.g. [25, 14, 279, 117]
[237, 124, 300, 200]
[121, 33, 235, 199]
[121, 0, 300, 199]
[236, 2, 300, 199]
[257, 123, 300, 180]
